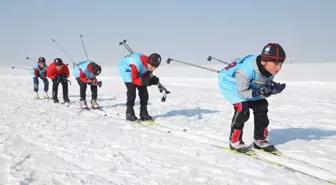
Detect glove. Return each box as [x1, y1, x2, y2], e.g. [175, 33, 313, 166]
[269, 81, 286, 94]
[52, 76, 61, 84]
[150, 76, 160, 85]
[141, 76, 151, 86]
[97, 81, 102, 87]
[40, 73, 47, 80]
[91, 81, 102, 88]
[60, 74, 67, 83]
[252, 80, 286, 97]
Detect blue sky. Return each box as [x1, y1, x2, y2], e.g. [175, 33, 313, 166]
[1, 0, 335, 66]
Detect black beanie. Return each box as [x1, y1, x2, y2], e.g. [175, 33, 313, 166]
[261, 43, 286, 63]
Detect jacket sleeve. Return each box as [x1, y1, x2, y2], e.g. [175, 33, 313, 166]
[47, 67, 56, 79]
[235, 70, 254, 99]
[64, 65, 70, 78]
[79, 69, 89, 83]
[143, 71, 151, 78]
[131, 65, 143, 86]
[33, 68, 39, 77]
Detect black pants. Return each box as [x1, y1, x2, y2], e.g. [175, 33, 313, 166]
[125, 82, 148, 109]
[76, 78, 97, 100]
[52, 80, 68, 100]
[230, 99, 269, 142]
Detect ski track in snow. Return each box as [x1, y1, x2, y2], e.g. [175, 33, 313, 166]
[1, 66, 336, 185]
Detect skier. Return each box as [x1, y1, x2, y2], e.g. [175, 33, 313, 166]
[73, 60, 102, 109]
[47, 58, 70, 103]
[118, 53, 161, 121]
[218, 43, 286, 153]
[32, 57, 49, 99]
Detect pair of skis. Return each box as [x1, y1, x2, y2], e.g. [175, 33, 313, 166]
[119, 117, 336, 184]
[214, 144, 336, 184]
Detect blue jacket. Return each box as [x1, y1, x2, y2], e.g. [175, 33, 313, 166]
[218, 55, 274, 104]
[118, 53, 149, 82]
[73, 60, 95, 80]
[31, 64, 47, 78]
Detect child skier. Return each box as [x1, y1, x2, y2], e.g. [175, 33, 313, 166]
[73, 60, 102, 109]
[47, 58, 70, 103]
[118, 53, 161, 121]
[218, 43, 286, 153]
[32, 57, 49, 99]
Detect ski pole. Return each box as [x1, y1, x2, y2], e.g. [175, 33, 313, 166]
[119, 39, 170, 102]
[207, 56, 230, 65]
[80, 34, 89, 60]
[26, 57, 37, 63]
[12, 66, 32, 70]
[166, 58, 220, 73]
[119, 39, 134, 54]
[52, 38, 77, 67]
[26, 56, 48, 70]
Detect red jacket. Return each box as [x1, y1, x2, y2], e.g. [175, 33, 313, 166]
[131, 55, 151, 86]
[47, 63, 70, 79]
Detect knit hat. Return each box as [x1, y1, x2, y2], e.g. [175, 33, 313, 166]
[54, 58, 64, 66]
[38, 57, 46, 63]
[88, 62, 101, 76]
[147, 53, 161, 67]
[261, 43, 286, 63]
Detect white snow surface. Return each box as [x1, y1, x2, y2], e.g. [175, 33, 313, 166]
[1, 62, 336, 185]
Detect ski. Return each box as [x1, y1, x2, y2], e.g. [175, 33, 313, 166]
[252, 147, 335, 174]
[131, 120, 161, 129]
[214, 145, 336, 184]
[78, 107, 107, 116]
[132, 120, 160, 127]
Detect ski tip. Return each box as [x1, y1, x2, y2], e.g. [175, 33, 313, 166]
[328, 180, 336, 185]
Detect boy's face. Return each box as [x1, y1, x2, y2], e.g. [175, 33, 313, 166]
[55, 65, 63, 71]
[38, 62, 45, 68]
[262, 61, 283, 75]
[147, 63, 157, 72]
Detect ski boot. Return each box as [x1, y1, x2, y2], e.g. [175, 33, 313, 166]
[91, 99, 100, 109]
[53, 96, 59, 103]
[126, 107, 138, 121]
[140, 106, 153, 121]
[63, 97, 70, 103]
[229, 129, 250, 153]
[80, 100, 88, 109]
[34, 92, 40, 99]
[43, 91, 49, 99]
[254, 139, 279, 154]
[229, 141, 250, 153]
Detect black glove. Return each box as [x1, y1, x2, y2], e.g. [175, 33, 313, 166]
[52, 76, 61, 84]
[150, 76, 160, 85]
[269, 81, 286, 95]
[88, 80, 102, 88]
[97, 81, 102, 87]
[40, 73, 47, 80]
[252, 80, 286, 97]
[141, 76, 152, 86]
[60, 74, 67, 83]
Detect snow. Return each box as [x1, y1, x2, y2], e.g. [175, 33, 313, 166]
[1, 62, 336, 185]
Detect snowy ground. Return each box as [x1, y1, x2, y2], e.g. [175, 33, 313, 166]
[1, 62, 336, 185]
